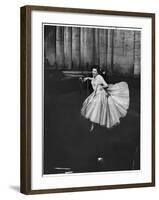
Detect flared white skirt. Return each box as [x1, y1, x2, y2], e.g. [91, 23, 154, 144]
[81, 82, 129, 128]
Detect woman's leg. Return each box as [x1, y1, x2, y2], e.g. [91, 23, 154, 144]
[90, 123, 94, 132]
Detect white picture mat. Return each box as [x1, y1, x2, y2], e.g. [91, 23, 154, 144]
[31, 10, 152, 190]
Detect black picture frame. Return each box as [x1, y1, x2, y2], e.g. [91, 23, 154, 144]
[20, 5, 155, 194]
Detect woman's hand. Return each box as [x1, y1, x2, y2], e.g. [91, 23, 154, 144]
[79, 77, 84, 82]
[83, 77, 89, 82]
[102, 84, 108, 89]
[100, 84, 108, 90]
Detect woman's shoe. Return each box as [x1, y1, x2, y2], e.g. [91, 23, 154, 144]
[90, 124, 94, 132]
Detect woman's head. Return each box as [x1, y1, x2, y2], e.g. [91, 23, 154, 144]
[92, 66, 101, 77]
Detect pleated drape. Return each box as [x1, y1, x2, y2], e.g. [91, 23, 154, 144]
[44, 25, 141, 76]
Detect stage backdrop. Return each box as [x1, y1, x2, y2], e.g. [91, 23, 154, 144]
[44, 25, 141, 76]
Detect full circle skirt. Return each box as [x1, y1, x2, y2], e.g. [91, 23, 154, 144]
[81, 82, 129, 128]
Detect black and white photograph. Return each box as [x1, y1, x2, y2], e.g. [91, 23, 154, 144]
[43, 24, 141, 175]
[20, 6, 155, 194]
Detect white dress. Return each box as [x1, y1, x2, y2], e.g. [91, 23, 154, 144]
[81, 74, 129, 128]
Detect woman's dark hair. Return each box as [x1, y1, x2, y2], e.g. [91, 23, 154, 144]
[91, 65, 107, 80]
[91, 65, 102, 75]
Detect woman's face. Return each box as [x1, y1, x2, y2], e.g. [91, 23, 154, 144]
[92, 68, 98, 77]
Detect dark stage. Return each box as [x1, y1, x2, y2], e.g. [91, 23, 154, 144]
[44, 70, 140, 174]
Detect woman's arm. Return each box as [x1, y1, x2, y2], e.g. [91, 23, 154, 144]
[99, 75, 108, 88]
[83, 77, 93, 81]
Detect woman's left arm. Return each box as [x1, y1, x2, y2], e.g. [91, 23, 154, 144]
[100, 76, 108, 88]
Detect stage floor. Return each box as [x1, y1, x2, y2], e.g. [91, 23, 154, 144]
[44, 79, 140, 174]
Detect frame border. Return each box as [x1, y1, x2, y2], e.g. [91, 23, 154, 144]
[20, 5, 155, 194]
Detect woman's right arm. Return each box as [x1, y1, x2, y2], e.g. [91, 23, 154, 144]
[83, 77, 92, 81]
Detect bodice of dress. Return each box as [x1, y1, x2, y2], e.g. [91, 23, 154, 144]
[91, 75, 107, 91]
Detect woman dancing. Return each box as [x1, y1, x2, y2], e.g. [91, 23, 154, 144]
[81, 67, 129, 132]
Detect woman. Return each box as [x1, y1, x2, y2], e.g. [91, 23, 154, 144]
[81, 67, 129, 132]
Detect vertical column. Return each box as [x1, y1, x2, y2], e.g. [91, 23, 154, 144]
[106, 29, 113, 74]
[44, 26, 56, 67]
[72, 27, 80, 70]
[105, 29, 108, 68]
[122, 31, 125, 56]
[85, 28, 94, 70]
[113, 29, 134, 75]
[80, 27, 84, 69]
[94, 28, 99, 66]
[80, 27, 86, 70]
[99, 29, 107, 70]
[111, 29, 114, 73]
[80, 27, 95, 71]
[123, 30, 134, 75]
[64, 27, 72, 69]
[113, 30, 123, 74]
[133, 31, 141, 76]
[56, 26, 64, 69]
